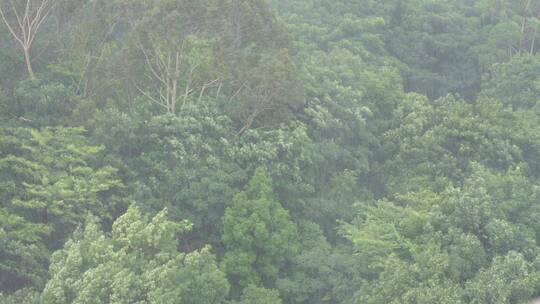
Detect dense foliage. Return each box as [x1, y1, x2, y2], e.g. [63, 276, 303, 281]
[1, 0, 540, 303]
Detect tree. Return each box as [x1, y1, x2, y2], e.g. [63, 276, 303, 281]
[221, 167, 299, 293]
[126, 0, 219, 115]
[238, 285, 282, 304]
[0, 288, 39, 304]
[480, 54, 540, 109]
[9, 77, 80, 125]
[381, 93, 530, 194]
[384, 0, 482, 99]
[231, 49, 303, 136]
[476, 0, 540, 62]
[134, 34, 216, 114]
[341, 164, 540, 304]
[276, 221, 365, 304]
[465, 252, 540, 303]
[0, 127, 125, 292]
[40, 205, 229, 304]
[128, 0, 298, 119]
[0, 0, 56, 78]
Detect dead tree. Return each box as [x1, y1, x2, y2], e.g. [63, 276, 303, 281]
[0, 0, 55, 78]
[134, 36, 218, 115]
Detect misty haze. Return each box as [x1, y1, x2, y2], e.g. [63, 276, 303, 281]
[1, 0, 540, 303]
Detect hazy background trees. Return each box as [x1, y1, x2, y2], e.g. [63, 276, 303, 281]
[1, 0, 540, 303]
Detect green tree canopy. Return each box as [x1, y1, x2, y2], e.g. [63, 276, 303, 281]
[221, 167, 299, 294]
[0, 127, 125, 291]
[41, 205, 229, 304]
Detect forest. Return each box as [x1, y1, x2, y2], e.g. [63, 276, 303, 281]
[1, 0, 540, 303]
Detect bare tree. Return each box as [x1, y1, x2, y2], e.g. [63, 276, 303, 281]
[134, 36, 219, 115]
[0, 0, 55, 78]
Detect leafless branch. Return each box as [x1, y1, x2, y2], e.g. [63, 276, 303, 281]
[0, 0, 56, 77]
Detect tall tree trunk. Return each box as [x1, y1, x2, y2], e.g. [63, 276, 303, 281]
[23, 47, 35, 78]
